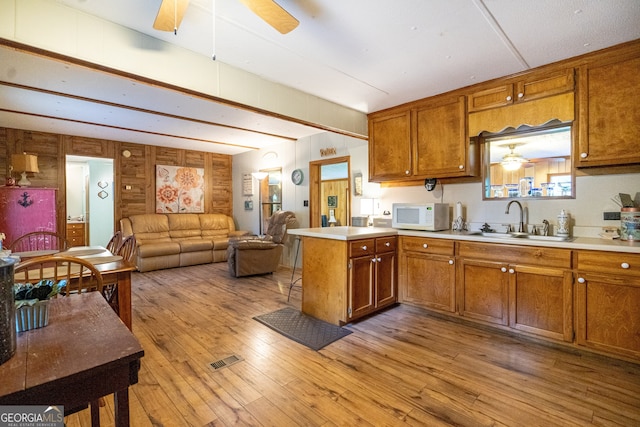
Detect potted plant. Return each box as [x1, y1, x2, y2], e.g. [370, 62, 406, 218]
[14, 279, 66, 332]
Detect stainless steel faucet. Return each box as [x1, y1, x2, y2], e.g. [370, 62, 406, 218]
[505, 200, 525, 233]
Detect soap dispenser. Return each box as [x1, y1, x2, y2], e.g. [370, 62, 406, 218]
[557, 209, 570, 237]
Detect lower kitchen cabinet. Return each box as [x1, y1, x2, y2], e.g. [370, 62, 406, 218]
[456, 241, 573, 340]
[399, 237, 456, 313]
[575, 250, 640, 360]
[347, 236, 397, 321]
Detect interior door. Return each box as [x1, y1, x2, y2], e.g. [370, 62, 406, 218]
[308, 157, 351, 228]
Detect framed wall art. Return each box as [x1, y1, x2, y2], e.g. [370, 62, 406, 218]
[155, 165, 204, 213]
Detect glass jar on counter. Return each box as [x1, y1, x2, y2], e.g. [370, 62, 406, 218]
[531, 187, 543, 197]
[505, 184, 519, 198]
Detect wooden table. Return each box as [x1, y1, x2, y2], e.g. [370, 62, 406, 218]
[15, 246, 136, 330]
[0, 292, 144, 426]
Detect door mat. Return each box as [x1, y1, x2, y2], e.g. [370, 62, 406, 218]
[253, 307, 352, 351]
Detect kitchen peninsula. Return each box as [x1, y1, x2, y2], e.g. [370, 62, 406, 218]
[290, 226, 640, 362]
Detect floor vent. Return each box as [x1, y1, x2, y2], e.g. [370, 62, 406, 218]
[210, 354, 243, 371]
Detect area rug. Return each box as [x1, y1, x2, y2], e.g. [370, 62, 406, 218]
[253, 307, 352, 351]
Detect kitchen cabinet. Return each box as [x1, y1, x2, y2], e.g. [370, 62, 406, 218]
[347, 236, 397, 321]
[467, 68, 574, 113]
[399, 236, 456, 313]
[577, 54, 640, 167]
[368, 95, 476, 182]
[0, 187, 57, 247]
[299, 232, 396, 326]
[66, 222, 86, 247]
[575, 250, 640, 360]
[456, 241, 573, 341]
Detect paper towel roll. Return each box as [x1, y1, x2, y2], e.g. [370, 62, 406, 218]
[456, 202, 463, 219]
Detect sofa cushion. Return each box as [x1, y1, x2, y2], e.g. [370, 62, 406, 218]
[199, 214, 234, 238]
[138, 241, 181, 257]
[167, 214, 203, 239]
[211, 238, 230, 250]
[178, 239, 213, 253]
[129, 214, 171, 243]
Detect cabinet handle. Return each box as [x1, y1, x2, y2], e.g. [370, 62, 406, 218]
[578, 277, 586, 283]
[371, 258, 376, 263]
[506, 95, 512, 101]
[448, 259, 454, 265]
[509, 268, 515, 274]
[377, 257, 382, 262]
[405, 170, 410, 175]
[501, 267, 507, 273]
[580, 152, 588, 159]
[423, 243, 428, 248]
[458, 165, 464, 170]
[517, 92, 524, 99]
[361, 245, 367, 251]
[621, 262, 630, 269]
[385, 242, 390, 247]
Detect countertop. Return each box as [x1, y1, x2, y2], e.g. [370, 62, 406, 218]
[288, 226, 640, 254]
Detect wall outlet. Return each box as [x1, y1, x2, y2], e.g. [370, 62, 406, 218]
[603, 211, 621, 220]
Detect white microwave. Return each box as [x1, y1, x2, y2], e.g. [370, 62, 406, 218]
[392, 203, 450, 231]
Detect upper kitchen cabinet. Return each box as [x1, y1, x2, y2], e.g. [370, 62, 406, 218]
[577, 50, 640, 167]
[368, 109, 412, 181]
[368, 95, 477, 182]
[467, 69, 575, 113]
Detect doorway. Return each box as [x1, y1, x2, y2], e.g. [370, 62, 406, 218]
[309, 156, 351, 228]
[65, 156, 114, 246]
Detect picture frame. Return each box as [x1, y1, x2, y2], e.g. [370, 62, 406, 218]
[244, 200, 253, 210]
[327, 195, 338, 208]
[353, 173, 363, 196]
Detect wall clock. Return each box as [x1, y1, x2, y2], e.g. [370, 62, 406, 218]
[291, 169, 304, 185]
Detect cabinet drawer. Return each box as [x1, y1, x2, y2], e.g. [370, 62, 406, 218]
[576, 251, 640, 277]
[350, 239, 375, 257]
[375, 236, 397, 254]
[67, 228, 84, 237]
[457, 241, 571, 268]
[400, 236, 454, 256]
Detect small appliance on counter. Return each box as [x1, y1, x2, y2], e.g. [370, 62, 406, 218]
[392, 203, 449, 231]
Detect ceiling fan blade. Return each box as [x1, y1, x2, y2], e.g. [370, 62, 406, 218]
[238, 0, 299, 34]
[153, 0, 191, 32]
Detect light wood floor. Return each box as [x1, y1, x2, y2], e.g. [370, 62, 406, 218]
[66, 262, 640, 426]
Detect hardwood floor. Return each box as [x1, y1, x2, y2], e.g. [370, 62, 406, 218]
[66, 262, 640, 426]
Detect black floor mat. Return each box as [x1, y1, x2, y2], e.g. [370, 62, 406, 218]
[253, 307, 352, 351]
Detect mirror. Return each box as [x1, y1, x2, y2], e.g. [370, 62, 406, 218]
[482, 122, 574, 200]
[259, 168, 282, 234]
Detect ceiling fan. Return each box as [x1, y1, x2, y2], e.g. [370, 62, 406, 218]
[153, 0, 299, 35]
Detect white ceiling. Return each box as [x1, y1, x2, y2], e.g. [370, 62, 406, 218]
[1, 0, 639, 155]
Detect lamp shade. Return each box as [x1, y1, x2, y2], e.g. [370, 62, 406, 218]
[12, 154, 39, 173]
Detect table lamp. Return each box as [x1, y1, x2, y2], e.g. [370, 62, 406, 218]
[11, 153, 39, 186]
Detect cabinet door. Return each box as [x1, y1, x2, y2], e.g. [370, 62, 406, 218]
[509, 265, 573, 342]
[414, 96, 473, 178]
[348, 255, 375, 320]
[467, 84, 514, 112]
[575, 272, 640, 360]
[516, 68, 574, 103]
[457, 258, 509, 325]
[368, 110, 413, 181]
[401, 252, 455, 312]
[375, 251, 397, 308]
[577, 56, 640, 166]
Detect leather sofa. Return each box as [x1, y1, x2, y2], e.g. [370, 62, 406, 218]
[120, 213, 249, 272]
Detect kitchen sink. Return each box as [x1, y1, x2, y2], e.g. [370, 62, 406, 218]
[466, 231, 574, 242]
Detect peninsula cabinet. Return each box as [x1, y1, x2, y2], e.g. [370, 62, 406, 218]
[348, 236, 397, 321]
[575, 250, 640, 360]
[467, 68, 574, 113]
[577, 53, 640, 167]
[368, 95, 476, 182]
[456, 242, 573, 342]
[399, 236, 456, 313]
[299, 233, 397, 326]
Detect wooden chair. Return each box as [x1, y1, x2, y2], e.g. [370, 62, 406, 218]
[105, 230, 123, 254]
[14, 255, 104, 295]
[10, 231, 70, 253]
[102, 234, 136, 315]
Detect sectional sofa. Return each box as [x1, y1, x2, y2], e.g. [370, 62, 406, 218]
[120, 213, 249, 272]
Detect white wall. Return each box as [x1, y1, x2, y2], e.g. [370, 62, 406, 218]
[234, 131, 640, 267]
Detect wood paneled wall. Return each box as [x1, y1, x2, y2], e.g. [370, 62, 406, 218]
[0, 127, 234, 235]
